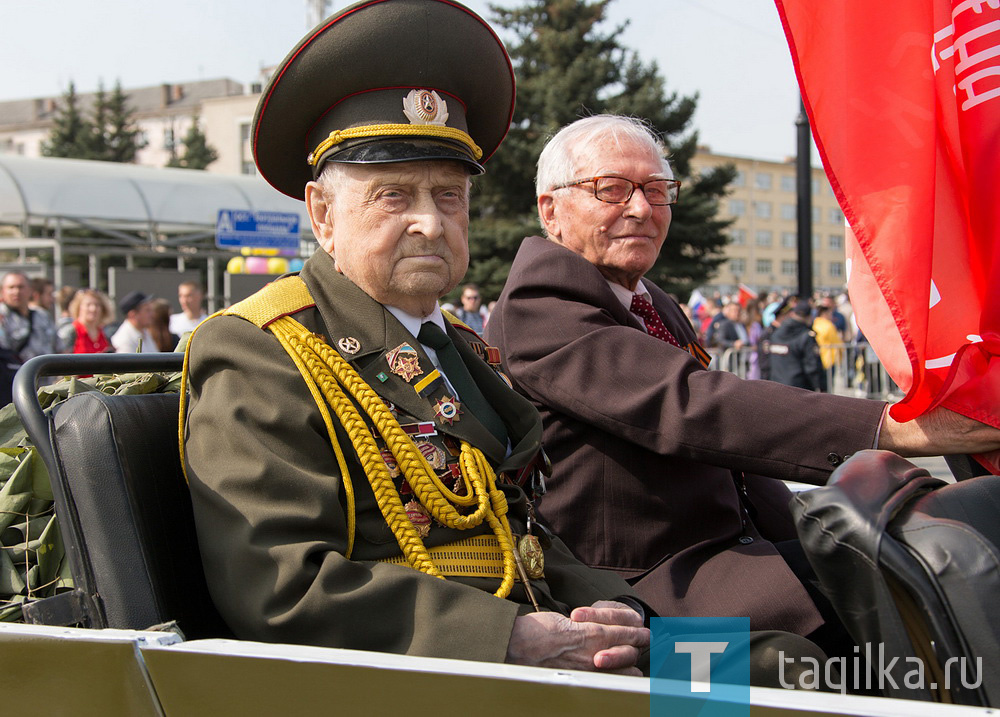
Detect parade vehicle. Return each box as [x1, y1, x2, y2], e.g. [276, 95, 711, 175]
[1, 352, 997, 716]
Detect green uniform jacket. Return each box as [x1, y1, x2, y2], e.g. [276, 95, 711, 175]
[183, 250, 636, 662]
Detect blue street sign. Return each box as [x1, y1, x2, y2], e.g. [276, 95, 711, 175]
[216, 209, 301, 250]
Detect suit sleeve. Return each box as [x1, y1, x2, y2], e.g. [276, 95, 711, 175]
[489, 243, 886, 484]
[184, 316, 520, 662]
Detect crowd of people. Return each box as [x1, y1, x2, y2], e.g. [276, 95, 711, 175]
[0, 272, 208, 401]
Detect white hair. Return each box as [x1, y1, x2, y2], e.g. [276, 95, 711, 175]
[535, 114, 673, 198]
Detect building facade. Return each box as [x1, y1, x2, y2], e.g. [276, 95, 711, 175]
[0, 79, 246, 167]
[691, 149, 847, 296]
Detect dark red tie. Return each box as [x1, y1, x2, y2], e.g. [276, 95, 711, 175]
[630, 293, 682, 348]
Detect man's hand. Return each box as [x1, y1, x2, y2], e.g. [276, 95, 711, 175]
[505, 600, 649, 675]
[878, 406, 1000, 456]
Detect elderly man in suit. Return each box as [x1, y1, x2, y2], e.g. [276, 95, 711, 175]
[485, 114, 1000, 659]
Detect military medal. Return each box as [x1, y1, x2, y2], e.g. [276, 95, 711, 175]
[404, 499, 432, 538]
[380, 449, 400, 478]
[337, 337, 361, 355]
[386, 343, 423, 382]
[401, 421, 437, 438]
[415, 440, 447, 470]
[433, 396, 462, 425]
[517, 535, 545, 579]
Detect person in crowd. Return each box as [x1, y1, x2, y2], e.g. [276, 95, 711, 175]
[812, 302, 842, 387]
[111, 291, 157, 353]
[150, 298, 180, 352]
[767, 300, 826, 391]
[485, 114, 1000, 665]
[29, 277, 55, 315]
[712, 301, 748, 351]
[0, 271, 58, 404]
[743, 299, 765, 380]
[55, 286, 78, 331]
[57, 289, 114, 354]
[453, 282, 487, 333]
[169, 282, 209, 336]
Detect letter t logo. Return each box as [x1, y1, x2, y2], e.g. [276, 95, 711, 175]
[674, 641, 729, 692]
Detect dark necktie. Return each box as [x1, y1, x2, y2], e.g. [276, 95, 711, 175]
[630, 293, 682, 348]
[417, 322, 507, 446]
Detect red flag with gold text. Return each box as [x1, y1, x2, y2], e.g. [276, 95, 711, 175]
[775, 1, 1000, 472]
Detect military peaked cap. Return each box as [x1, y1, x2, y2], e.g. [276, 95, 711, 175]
[253, 0, 516, 199]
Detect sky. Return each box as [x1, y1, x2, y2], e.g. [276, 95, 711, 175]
[1, 0, 802, 162]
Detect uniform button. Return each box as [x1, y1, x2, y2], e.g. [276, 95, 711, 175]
[738, 536, 754, 545]
[827, 452, 843, 466]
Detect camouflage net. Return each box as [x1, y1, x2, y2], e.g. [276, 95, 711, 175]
[0, 370, 181, 622]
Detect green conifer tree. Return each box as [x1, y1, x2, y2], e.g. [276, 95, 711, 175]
[166, 116, 220, 170]
[104, 81, 147, 163]
[464, 0, 734, 299]
[40, 82, 93, 159]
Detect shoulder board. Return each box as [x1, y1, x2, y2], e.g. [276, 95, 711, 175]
[224, 275, 315, 329]
[442, 308, 502, 366]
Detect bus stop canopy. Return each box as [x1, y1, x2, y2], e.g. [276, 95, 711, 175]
[0, 154, 311, 245]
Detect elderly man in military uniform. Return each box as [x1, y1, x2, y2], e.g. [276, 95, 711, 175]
[181, 0, 659, 673]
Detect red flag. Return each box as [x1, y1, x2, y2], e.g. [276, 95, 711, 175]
[775, 1, 1000, 473]
[737, 283, 758, 308]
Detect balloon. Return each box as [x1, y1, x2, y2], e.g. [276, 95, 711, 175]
[227, 256, 245, 274]
[267, 258, 289, 275]
[289, 258, 305, 272]
[245, 257, 269, 274]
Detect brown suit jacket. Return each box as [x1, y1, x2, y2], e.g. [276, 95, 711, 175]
[486, 236, 887, 635]
[183, 249, 637, 663]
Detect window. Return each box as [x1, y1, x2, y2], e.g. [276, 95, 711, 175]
[813, 260, 822, 277]
[812, 233, 821, 250]
[755, 230, 773, 247]
[811, 178, 821, 195]
[240, 122, 251, 143]
[729, 258, 746, 275]
[732, 170, 746, 187]
[756, 259, 772, 275]
[729, 229, 746, 245]
[781, 260, 797, 276]
[755, 172, 772, 190]
[163, 127, 175, 151]
[828, 233, 843, 250]
[781, 175, 796, 192]
[241, 161, 256, 175]
[729, 199, 746, 216]
[753, 201, 772, 219]
[829, 207, 844, 224]
[781, 232, 797, 248]
[830, 261, 844, 279]
[780, 204, 796, 220]
[812, 206, 821, 223]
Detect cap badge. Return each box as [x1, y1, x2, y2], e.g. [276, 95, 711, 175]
[403, 89, 449, 126]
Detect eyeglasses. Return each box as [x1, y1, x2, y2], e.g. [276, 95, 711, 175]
[552, 176, 681, 206]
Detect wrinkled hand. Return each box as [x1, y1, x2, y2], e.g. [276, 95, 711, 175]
[505, 600, 649, 676]
[879, 406, 1000, 456]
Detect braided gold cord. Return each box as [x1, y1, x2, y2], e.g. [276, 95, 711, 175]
[273, 317, 517, 598]
[271, 319, 443, 578]
[308, 123, 483, 166]
[269, 326, 358, 559]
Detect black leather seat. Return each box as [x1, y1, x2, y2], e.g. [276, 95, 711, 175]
[793, 450, 999, 706]
[13, 353, 231, 639]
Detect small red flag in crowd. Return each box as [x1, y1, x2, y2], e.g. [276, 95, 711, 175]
[775, 0, 1000, 472]
[737, 284, 758, 308]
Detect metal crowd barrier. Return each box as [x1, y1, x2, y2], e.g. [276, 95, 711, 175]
[711, 343, 903, 400]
